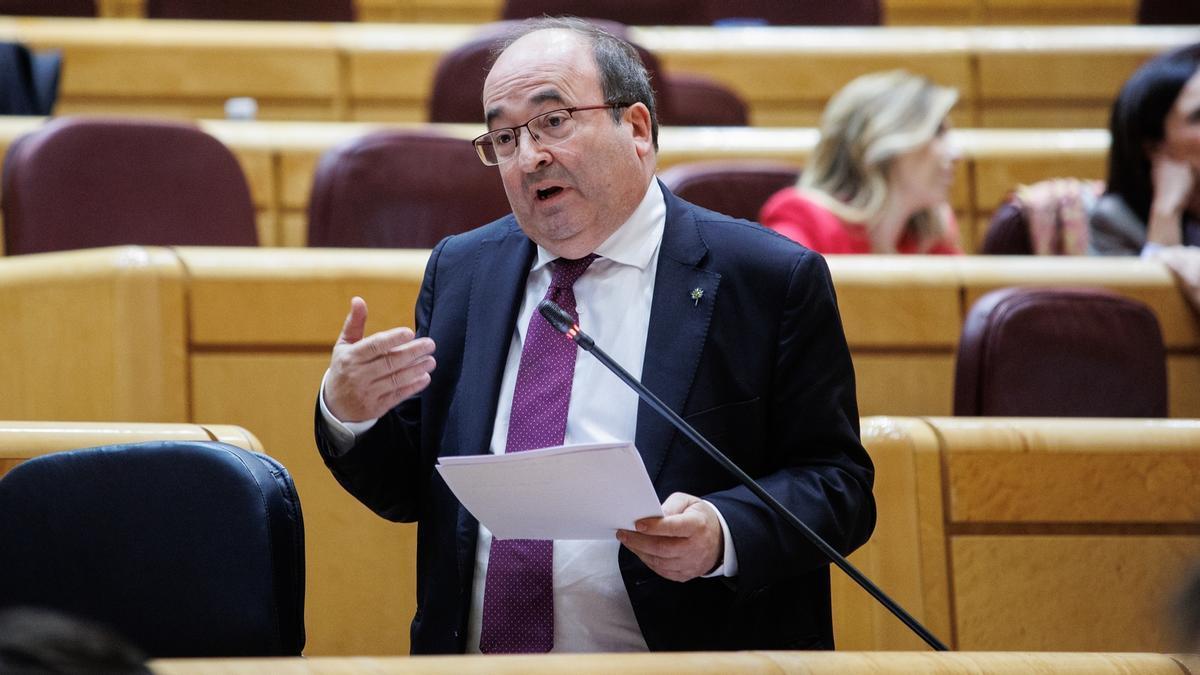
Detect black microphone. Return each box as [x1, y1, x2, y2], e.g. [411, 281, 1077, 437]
[537, 299, 949, 652]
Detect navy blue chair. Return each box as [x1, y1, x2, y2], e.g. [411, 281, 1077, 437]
[0, 441, 305, 657]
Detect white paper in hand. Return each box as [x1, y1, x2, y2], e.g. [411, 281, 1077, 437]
[435, 441, 664, 540]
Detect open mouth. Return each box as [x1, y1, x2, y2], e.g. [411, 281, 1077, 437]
[536, 186, 564, 201]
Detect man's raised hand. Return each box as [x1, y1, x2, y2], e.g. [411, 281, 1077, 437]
[323, 296, 436, 422]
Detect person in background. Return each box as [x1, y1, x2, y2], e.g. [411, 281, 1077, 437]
[760, 70, 962, 254]
[0, 607, 150, 675]
[1090, 43, 1200, 255]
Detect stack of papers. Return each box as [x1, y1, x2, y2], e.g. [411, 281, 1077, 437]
[436, 442, 664, 541]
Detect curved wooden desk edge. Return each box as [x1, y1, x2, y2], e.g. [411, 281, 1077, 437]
[149, 651, 1191, 674]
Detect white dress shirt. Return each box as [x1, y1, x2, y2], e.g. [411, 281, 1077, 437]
[319, 178, 737, 652]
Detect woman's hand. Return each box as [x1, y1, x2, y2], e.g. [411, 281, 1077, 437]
[1147, 151, 1195, 247]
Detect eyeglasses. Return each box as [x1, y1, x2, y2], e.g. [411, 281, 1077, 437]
[472, 103, 630, 166]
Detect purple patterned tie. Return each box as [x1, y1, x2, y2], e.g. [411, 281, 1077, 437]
[478, 254, 597, 654]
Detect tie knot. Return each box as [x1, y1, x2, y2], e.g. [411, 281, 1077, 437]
[549, 254, 598, 289]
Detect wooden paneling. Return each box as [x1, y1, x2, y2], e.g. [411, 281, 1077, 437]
[951, 535, 1200, 651]
[936, 417, 1200, 523]
[178, 247, 428, 347]
[852, 354, 958, 417]
[94, 0, 1141, 26]
[0, 247, 187, 422]
[4, 20, 1189, 127]
[837, 417, 952, 650]
[190, 352, 417, 656]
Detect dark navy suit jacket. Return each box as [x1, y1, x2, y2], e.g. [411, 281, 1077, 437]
[316, 183, 876, 653]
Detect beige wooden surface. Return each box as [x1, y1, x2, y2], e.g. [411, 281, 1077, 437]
[150, 652, 1187, 675]
[87, 0, 1141, 25]
[0, 118, 1112, 254]
[0, 246, 188, 422]
[0, 20, 1188, 127]
[7, 249, 1200, 653]
[0, 421, 259, 477]
[925, 416, 1200, 652]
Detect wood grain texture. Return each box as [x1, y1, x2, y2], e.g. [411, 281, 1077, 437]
[190, 353, 418, 656]
[0, 247, 188, 423]
[951, 535, 1200, 651]
[149, 651, 1187, 675]
[0, 20, 1188, 127]
[837, 417, 953, 650]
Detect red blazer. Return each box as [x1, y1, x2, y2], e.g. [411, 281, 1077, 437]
[760, 187, 961, 254]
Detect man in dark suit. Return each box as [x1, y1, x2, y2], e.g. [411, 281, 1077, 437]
[316, 17, 874, 654]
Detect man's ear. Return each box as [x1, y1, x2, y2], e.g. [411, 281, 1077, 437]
[625, 102, 654, 157]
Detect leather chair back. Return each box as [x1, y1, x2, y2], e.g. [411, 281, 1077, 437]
[954, 287, 1167, 417]
[428, 20, 677, 127]
[660, 161, 799, 222]
[0, 0, 95, 16]
[146, 0, 353, 21]
[664, 73, 749, 126]
[708, 0, 880, 25]
[1137, 0, 1200, 24]
[502, 0, 881, 24]
[502, 0, 699, 24]
[2, 117, 257, 255]
[308, 129, 510, 248]
[0, 441, 305, 657]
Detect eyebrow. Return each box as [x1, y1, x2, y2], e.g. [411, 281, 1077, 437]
[485, 89, 568, 127]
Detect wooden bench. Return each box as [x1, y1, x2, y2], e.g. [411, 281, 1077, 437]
[88, 0, 1144, 26]
[2, 20, 1186, 127]
[5, 247, 1200, 653]
[150, 651, 1189, 674]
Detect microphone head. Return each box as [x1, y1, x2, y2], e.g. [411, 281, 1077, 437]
[538, 299, 574, 335]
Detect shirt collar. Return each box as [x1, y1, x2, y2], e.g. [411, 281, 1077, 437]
[532, 178, 665, 271]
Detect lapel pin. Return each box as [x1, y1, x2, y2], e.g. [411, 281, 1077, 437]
[690, 288, 704, 306]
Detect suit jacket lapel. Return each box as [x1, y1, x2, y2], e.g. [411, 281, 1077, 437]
[454, 221, 535, 583]
[636, 185, 720, 484]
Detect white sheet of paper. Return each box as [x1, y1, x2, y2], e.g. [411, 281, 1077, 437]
[435, 441, 664, 540]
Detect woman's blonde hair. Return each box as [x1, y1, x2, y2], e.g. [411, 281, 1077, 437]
[799, 70, 958, 251]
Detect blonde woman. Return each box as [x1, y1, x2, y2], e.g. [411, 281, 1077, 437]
[760, 70, 962, 254]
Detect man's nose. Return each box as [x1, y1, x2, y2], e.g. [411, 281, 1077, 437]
[515, 128, 551, 171]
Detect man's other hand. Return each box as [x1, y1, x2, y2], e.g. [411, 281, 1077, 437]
[617, 492, 723, 582]
[324, 296, 436, 422]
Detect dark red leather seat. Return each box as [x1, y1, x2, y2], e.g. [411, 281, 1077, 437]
[429, 21, 745, 127]
[307, 129, 510, 249]
[502, 0, 698, 24]
[1, 117, 257, 255]
[659, 161, 799, 222]
[0, 0, 95, 16]
[146, 0, 353, 21]
[502, 0, 881, 25]
[664, 73, 749, 126]
[954, 287, 1167, 417]
[429, 21, 675, 126]
[1137, 0, 1200, 24]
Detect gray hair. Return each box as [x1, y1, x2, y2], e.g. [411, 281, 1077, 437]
[492, 16, 659, 149]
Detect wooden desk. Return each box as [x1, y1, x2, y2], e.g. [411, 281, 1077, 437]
[0, 420, 261, 477]
[150, 651, 1188, 674]
[2, 20, 1189, 127]
[5, 248, 1200, 654]
[96, 0, 1141, 25]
